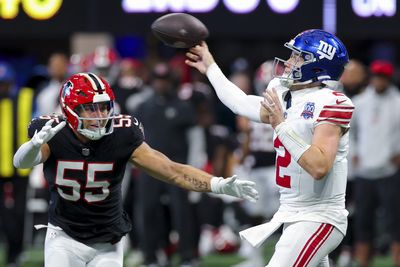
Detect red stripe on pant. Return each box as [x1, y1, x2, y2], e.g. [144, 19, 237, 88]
[303, 225, 334, 266]
[292, 224, 334, 267]
[292, 224, 324, 267]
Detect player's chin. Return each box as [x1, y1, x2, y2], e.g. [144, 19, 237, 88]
[87, 124, 103, 130]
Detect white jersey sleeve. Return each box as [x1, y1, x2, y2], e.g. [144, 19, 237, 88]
[206, 63, 263, 122]
[314, 89, 354, 130]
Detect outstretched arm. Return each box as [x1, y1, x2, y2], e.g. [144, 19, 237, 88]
[130, 142, 259, 202]
[13, 119, 65, 168]
[185, 42, 267, 123]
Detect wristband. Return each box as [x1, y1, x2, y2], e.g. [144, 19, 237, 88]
[275, 122, 310, 162]
[210, 176, 223, 194]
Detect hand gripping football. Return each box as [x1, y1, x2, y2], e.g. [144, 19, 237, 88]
[151, 13, 209, 48]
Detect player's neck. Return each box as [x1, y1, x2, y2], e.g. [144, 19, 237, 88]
[72, 129, 91, 144]
[290, 81, 323, 91]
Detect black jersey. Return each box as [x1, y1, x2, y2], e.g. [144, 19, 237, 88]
[28, 114, 144, 244]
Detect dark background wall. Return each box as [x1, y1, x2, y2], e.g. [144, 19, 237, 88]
[0, 0, 398, 75]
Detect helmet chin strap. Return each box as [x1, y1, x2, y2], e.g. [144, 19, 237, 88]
[76, 117, 110, 140]
[279, 78, 294, 87]
[78, 128, 106, 140]
[280, 77, 325, 90]
[279, 78, 313, 88]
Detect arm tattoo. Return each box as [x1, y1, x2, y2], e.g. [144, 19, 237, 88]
[183, 174, 208, 190]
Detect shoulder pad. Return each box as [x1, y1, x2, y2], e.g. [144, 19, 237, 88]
[315, 90, 354, 127]
[28, 115, 65, 138]
[114, 114, 145, 137]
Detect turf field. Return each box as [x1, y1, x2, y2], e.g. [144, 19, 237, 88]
[0, 240, 392, 267]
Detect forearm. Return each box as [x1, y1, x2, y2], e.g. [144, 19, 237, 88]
[298, 146, 333, 180]
[276, 122, 330, 179]
[132, 142, 258, 201]
[276, 122, 339, 179]
[206, 63, 263, 122]
[168, 163, 213, 192]
[136, 154, 213, 192]
[13, 141, 43, 169]
[275, 122, 310, 162]
[159, 162, 256, 199]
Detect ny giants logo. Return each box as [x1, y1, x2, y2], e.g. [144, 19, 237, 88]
[316, 40, 336, 60]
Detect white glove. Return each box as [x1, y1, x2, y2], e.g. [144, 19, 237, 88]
[31, 119, 66, 147]
[211, 175, 259, 202]
[14, 119, 66, 169]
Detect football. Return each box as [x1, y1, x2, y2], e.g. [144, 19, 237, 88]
[151, 13, 209, 48]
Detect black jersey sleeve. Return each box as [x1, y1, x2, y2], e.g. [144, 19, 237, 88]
[128, 116, 145, 148]
[27, 115, 65, 138]
[113, 114, 145, 153]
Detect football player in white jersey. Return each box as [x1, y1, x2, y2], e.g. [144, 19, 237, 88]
[185, 29, 354, 266]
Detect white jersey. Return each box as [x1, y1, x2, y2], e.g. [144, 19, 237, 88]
[267, 78, 354, 235]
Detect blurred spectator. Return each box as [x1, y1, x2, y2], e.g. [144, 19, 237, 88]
[238, 61, 280, 221]
[26, 65, 49, 100]
[214, 58, 252, 132]
[90, 45, 120, 85]
[340, 59, 368, 98]
[182, 77, 240, 257]
[69, 53, 92, 74]
[231, 63, 279, 267]
[0, 62, 35, 267]
[254, 60, 275, 96]
[334, 59, 368, 267]
[169, 54, 192, 84]
[112, 58, 146, 114]
[351, 60, 400, 267]
[230, 57, 250, 75]
[135, 62, 198, 267]
[35, 53, 69, 115]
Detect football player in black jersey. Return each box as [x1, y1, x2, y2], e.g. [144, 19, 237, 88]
[13, 72, 258, 267]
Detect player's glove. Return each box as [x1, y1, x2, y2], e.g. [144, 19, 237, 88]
[31, 119, 66, 147]
[211, 175, 259, 202]
[14, 119, 66, 169]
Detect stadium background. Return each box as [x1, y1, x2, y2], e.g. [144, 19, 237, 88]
[0, 0, 398, 266]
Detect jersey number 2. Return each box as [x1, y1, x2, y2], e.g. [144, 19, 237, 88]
[274, 138, 291, 188]
[56, 161, 112, 202]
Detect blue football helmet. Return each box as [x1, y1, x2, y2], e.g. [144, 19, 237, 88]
[274, 29, 349, 86]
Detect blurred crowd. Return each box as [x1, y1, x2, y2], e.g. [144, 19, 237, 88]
[1, 45, 400, 267]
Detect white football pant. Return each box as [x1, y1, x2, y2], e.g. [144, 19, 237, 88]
[267, 221, 343, 267]
[44, 223, 123, 267]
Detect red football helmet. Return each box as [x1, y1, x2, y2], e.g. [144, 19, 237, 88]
[60, 72, 115, 140]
